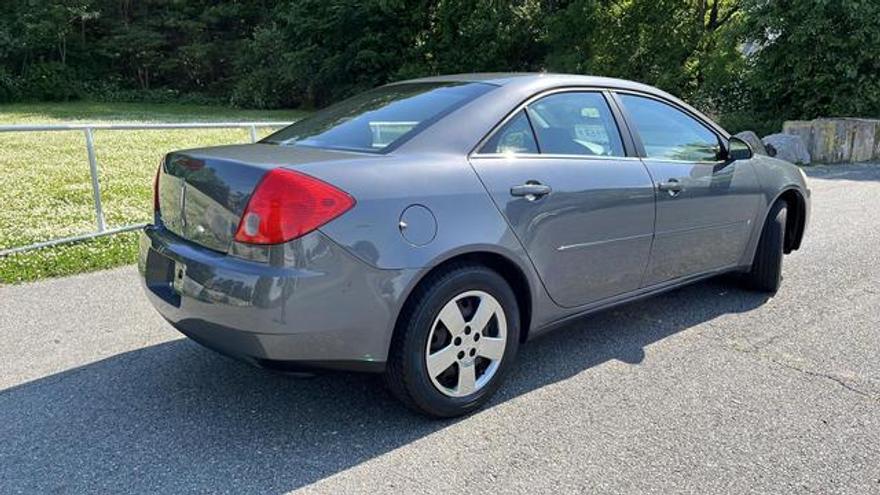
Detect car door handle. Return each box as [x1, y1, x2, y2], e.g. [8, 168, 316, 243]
[510, 182, 552, 199]
[657, 179, 683, 196]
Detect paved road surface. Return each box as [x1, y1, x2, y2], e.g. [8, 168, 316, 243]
[1, 164, 879, 494]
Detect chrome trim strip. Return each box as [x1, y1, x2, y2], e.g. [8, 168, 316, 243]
[471, 153, 642, 162]
[179, 181, 188, 229]
[470, 153, 724, 168]
[641, 158, 726, 165]
[557, 232, 654, 252]
[655, 219, 749, 237]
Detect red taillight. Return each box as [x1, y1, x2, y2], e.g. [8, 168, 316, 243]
[153, 159, 162, 212]
[234, 168, 355, 245]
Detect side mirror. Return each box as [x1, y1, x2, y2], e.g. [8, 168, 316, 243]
[727, 136, 753, 161]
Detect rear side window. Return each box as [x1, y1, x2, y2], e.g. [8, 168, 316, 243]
[479, 110, 539, 154]
[619, 94, 720, 162]
[263, 82, 496, 153]
[527, 92, 625, 157]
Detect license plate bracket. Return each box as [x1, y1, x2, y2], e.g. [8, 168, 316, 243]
[144, 248, 182, 307]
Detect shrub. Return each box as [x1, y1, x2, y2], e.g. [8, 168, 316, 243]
[0, 68, 21, 102]
[18, 62, 81, 102]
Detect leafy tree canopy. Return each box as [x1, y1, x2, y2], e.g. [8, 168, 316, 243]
[0, 0, 877, 131]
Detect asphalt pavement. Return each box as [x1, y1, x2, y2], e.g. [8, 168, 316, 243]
[1, 164, 879, 494]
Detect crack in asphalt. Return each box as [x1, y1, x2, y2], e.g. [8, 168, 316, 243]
[769, 358, 879, 403]
[725, 343, 879, 404]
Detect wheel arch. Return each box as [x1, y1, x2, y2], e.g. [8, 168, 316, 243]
[391, 249, 535, 351]
[773, 187, 808, 253]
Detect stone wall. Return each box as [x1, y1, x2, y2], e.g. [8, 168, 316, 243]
[783, 118, 880, 164]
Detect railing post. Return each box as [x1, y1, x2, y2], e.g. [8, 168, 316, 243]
[0, 121, 293, 256]
[84, 127, 106, 232]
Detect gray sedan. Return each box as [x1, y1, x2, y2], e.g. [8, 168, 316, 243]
[140, 73, 810, 417]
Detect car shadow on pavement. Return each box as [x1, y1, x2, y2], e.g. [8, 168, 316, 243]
[0, 278, 768, 493]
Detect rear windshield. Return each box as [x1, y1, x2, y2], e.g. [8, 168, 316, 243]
[262, 82, 496, 153]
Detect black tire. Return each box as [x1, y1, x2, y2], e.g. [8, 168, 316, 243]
[745, 200, 787, 293]
[384, 263, 520, 418]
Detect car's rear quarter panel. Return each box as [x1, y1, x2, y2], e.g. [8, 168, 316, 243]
[303, 154, 516, 268]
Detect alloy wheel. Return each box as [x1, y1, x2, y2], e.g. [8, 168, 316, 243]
[425, 290, 507, 398]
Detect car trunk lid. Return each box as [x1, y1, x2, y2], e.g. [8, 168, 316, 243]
[157, 144, 363, 252]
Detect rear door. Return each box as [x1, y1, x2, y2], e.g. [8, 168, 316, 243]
[469, 90, 655, 308]
[614, 93, 762, 285]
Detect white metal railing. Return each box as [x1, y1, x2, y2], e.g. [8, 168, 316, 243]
[0, 121, 292, 256]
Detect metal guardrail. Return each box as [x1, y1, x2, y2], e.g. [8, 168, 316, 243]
[0, 121, 292, 257]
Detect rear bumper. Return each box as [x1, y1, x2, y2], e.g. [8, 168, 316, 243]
[138, 226, 417, 372]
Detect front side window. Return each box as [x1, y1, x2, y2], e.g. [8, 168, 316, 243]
[263, 82, 495, 153]
[526, 92, 625, 157]
[619, 94, 720, 162]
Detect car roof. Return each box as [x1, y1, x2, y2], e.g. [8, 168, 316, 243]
[391, 72, 662, 94]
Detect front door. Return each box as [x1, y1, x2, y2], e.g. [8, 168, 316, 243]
[615, 93, 763, 286]
[470, 91, 655, 308]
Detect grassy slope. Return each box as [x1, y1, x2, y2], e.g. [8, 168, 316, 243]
[0, 101, 307, 284]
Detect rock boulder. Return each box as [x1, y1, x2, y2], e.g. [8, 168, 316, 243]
[762, 133, 811, 165]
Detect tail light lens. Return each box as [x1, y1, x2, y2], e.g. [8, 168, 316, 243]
[153, 159, 162, 213]
[234, 168, 355, 245]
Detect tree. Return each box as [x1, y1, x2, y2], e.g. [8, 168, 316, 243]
[0, 0, 875, 131]
[412, 0, 548, 75]
[234, 0, 433, 108]
[543, 0, 602, 74]
[739, 0, 880, 121]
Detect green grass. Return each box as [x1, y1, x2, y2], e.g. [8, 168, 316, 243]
[0, 101, 307, 284]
